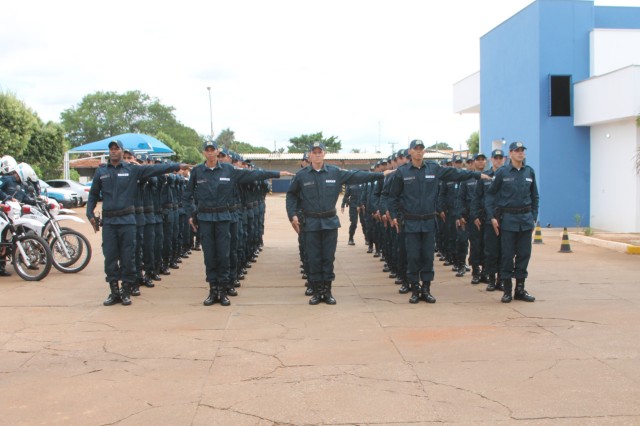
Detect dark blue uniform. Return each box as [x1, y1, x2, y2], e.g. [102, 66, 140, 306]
[182, 161, 280, 306]
[486, 159, 539, 302]
[388, 161, 481, 303]
[341, 183, 365, 244]
[87, 160, 180, 304]
[286, 164, 385, 304]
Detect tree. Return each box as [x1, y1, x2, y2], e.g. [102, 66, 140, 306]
[1, 92, 65, 179]
[351, 148, 361, 153]
[215, 128, 235, 151]
[427, 141, 452, 150]
[60, 90, 201, 149]
[466, 131, 479, 154]
[287, 132, 342, 153]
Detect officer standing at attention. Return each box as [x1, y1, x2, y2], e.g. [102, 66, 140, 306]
[182, 141, 292, 307]
[87, 140, 187, 306]
[286, 142, 394, 305]
[486, 141, 539, 303]
[340, 180, 364, 246]
[388, 140, 489, 304]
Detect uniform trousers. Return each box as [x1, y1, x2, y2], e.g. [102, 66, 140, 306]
[102, 223, 136, 283]
[500, 228, 533, 280]
[304, 229, 338, 282]
[404, 231, 436, 284]
[199, 220, 231, 284]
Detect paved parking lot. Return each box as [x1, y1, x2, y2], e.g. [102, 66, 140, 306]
[1, 195, 639, 425]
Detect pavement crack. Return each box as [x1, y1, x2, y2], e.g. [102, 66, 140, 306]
[421, 377, 513, 417]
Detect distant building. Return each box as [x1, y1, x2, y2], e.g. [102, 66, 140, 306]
[453, 0, 640, 232]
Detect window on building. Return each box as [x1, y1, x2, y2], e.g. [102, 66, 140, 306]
[549, 75, 571, 117]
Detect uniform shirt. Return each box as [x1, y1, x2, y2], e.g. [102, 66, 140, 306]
[454, 177, 478, 220]
[341, 183, 363, 208]
[388, 161, 481, 233]
[286, 164, 384, 232]
[87, 161, 180, 225]
[182, 161, 280, 222]
[485, 161, 539, 232]
[470, 169, 496, 222]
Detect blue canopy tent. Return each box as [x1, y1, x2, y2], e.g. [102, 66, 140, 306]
[64, 133, 175, 179]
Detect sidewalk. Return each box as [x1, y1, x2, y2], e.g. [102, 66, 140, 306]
[1, 195, 639, 425]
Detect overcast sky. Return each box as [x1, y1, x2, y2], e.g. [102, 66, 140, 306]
[1, 0, 638, 153]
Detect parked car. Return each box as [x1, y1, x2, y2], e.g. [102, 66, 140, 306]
[38, 180, 81, 208]
[46, 179, 90, 206]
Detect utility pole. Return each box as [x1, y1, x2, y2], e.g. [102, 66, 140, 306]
[388, 141, 396, 153]
[207, 87, 213, 139]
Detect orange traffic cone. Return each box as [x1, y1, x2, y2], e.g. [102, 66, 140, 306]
[533, 222, 544, 244]
[559, 227, 572, 253]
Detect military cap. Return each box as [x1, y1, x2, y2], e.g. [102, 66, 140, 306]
[108, 140, 124, 150]
[409, 139, 425, 149]
[203, 140, 218, 150]
[509, 141, 526, 151]
[491, 149, 505, 158]
[309, 141, 326, 151]
[452, 154, 463, 163]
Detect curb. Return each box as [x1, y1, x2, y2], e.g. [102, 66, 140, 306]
[568, 233, 640, 255]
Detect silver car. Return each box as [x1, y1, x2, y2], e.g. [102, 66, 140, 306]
[45, 179, 88, 206]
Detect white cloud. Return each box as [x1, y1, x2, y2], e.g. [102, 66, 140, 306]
[1, 0, 637, 153]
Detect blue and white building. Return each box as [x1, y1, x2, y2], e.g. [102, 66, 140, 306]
[453, 0, 640, 232]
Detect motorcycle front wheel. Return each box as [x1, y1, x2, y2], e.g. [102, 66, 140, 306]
[12, 234, 53, 281]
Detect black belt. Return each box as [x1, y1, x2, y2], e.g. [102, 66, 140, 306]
[229, 204, 241, 212]
[144, 206, 154, 213]
[135, 207, 144, 214]
[403, 212, 437, 221]
[304, 208, 337, 218]
[199, 206, 229, 213]
[501, 206, 532, 214]
[163, 203, 174, 209]
[103, 206, 135, 218]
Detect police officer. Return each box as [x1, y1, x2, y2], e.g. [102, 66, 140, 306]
[472, 149, 505, 291]
[286, 142, 393, 305]
[486, 141, 539, 303]
[182, 141, 291, 307]
[388, 140, 489, 304]
[341, 180, 364, 245]
[86, 140, 187, 306]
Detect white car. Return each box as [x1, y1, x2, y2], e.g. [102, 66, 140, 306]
[45, 179, 89, 206]
[38, 180, 81, 208]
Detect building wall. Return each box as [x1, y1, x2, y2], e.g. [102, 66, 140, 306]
[480, 0, 592, 227]
[590, 120, 640, 232]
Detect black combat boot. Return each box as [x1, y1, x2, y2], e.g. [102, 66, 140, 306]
[501, 279, 513, 303]
[409, 283, 421, 304]
[130, 278, 141, 296]
[120, 282, 132, 306]
[348, 232, 355, 246]
[233, 279, 241, 288]
[304, 281, 314, 296]
[455, 264, 466, 277]
[226, 282, 238, 297]
[160, 263, 171, 275]
[323, 281, 336, 305]
[398, 279, 410, 294]
[0, 261, 11, 277]
[309, 281, 323, 305]
[479, 268, 489, 284]
[421, 281, 436, 303]
[203, 283, 218, 306]
[486, 274, 496, 291]
[366, 244, 373, 254]
[143, 273, 155, 288]
[470, 267, 480, 284]
[495, 275, 504, 291]
[218, 288, 231, 306]
[103, 281, 121, 306]
[514, 279, 535, 302]
[389, 271, 397, 279]
[382, 264, 390, 273]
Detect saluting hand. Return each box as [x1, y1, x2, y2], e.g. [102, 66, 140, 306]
[480, 173, 491, 180]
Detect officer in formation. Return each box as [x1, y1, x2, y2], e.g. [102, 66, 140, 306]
[182, 140, 292, 307]
[286, 141, 394, 305]
[340, 178, 366, 246]
[486, 142, 538, 303]
[471, 149, 506, 291]
[387, 140, 490, 304]
[87, 140, 188, 306]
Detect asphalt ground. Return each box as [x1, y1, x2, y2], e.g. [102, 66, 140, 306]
[1, 194, 639, 425]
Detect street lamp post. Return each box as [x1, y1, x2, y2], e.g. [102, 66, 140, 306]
[207, 87, 213, 139]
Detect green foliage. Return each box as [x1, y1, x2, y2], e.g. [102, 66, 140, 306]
[234, 142, 270, 154]
[183, 146, 204, 165]
[351, 148, 361, 153]
[69, 168, 80, 181]
[584, 227, 594, 236]
[427, 141, 452, 150]
[0, 92, 65, 179]
[288, 132, 342, 153]
[215, 128, 235, 150]
[466, 131, 479, 154]
[574, 213, 582, 230]
[155, 131, 185, 161]
[60, 90, 201, 149]
[0, 91, 39, 156]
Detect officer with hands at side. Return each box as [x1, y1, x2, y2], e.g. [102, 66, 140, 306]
[485, 141, 539, 303]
